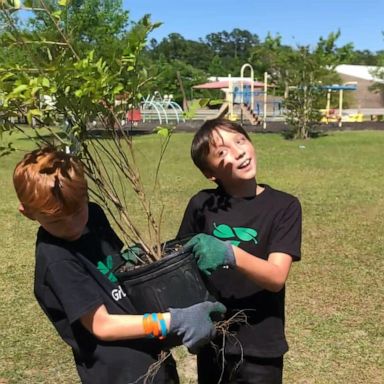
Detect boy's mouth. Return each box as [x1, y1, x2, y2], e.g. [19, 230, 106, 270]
[238, 158, 251, 169]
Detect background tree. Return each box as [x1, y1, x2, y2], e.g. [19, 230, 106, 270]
[349, 49, 383, 65]
[250, 34, 294, 96]
[202, 28, 260, 74]
[25, 0, 130, 62]
[1, 1, 167, 259]
[283, 46, 323, 139]
[143, 56, 207, 105]
[149, 33, 213, 71]
[283, 32, 354, 139]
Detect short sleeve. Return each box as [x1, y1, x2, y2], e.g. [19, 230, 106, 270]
[177, 198, 198, 240]
[46, 259, 104, 324]
[268, 198, 302, 261]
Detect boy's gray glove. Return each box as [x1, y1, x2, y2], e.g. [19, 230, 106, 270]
[169, 301, 226, 354]
[184, 233, 236, 275]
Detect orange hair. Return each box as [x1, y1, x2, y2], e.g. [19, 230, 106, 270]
[13, 147, 88, 217]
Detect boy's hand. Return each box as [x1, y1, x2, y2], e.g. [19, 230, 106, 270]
[184, 234, 236, 275]
[169, 301, 226, 354]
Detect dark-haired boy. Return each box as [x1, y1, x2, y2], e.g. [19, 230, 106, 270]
[178, 119, 302, 384]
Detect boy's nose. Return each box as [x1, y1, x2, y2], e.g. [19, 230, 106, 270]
[234, 148, 246, 159]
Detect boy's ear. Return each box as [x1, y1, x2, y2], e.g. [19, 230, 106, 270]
[202, 169, 216, 182]
[18, 203, 35, 220]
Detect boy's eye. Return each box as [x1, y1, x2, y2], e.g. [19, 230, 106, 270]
[217, 149, 227, 157]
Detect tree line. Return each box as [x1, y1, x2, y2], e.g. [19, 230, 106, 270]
[1, 0, 383, 139]
[2, 1, 384, 102]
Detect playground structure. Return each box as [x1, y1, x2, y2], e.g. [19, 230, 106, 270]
[136, 92, 185, 124]
[319, 83, 359, 126]
[193, 64, 283, 126]
[192, 64, 365, 127]
[230, 64, 284, 127]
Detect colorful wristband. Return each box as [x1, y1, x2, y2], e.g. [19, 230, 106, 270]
[142, 312, 167, 339]
[151, 313, 160, 337]
[143, 313, 153, 338]
[158, 313, 167, 339]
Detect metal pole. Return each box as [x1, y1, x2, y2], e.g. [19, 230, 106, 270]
[263, 72, 268, 129]
[228, 74, 233, 118]
[338, 89, 343, 128]
[326, 89, 331, 124]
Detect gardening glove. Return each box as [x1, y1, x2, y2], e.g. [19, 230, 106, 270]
[169, 301, 226, 354]
[184, 233, 236, 275]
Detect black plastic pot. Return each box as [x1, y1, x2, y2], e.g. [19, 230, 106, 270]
[115, 239, 214, 314]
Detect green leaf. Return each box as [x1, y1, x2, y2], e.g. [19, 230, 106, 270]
[26, 111, 33, 126]
[51, 10, 62, 19]
[31, 86, 41, 96]
[106, 255, 113, 269]
[97, 260, 117, 283]
[29, 109, 43, 117]
[112, 84, 123, 95]
[58, 0, 69, 6]
[213, 223, 235, 239]
[152, 22, 163, 29]
[156, 127, 170, 138]
[46, 48, 53, 61]
[108, 273, 118, 283]
[41, 77, 50, 88]
[0, 72, 14, 82]
[4, 32, 16, 42]
[97, 261, 109, 275]
[11, 0, 21, 9]
[121, 246, 141, 263]
[230, 240, 241, 247]
[233, 227, 258, 243]
[11, 84, 28, 95]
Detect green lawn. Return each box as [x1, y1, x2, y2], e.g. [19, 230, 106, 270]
[1, 129, 383, 383]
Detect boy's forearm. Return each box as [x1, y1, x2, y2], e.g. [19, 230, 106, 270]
[81, 304, 171, 341]
[232, 246, 292, 292]
[80, 301, 224, 353]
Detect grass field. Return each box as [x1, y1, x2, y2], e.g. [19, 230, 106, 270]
[1, 129, 383, 383]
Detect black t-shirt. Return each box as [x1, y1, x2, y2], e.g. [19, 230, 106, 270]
[177, 185, 302, 358]
[34, 203, 171, 384]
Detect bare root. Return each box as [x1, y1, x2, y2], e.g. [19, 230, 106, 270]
[212, 309, 251, 384]
[130, 351, 172, 384]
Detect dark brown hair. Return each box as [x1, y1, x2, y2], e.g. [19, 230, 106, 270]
[191, 118, 251, 173]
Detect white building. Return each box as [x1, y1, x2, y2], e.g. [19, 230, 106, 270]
[335, 65, 384, 109]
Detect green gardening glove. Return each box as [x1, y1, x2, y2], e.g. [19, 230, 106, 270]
[184, 233, 236, 275]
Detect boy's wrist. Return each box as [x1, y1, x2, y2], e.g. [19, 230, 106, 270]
[142, 312, 170, 339]
[163, 312, 171, 332]
[224, 242, 236, 268]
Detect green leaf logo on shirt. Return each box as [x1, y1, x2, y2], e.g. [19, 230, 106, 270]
[213, 223, 258, 246]
[97, 255, 118, 283]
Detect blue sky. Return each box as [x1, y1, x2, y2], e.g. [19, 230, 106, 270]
[123, 0, 384, 52]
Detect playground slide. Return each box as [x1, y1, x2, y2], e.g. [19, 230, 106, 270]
[214, 102, 229, 119]
[240, 103, 259, 125]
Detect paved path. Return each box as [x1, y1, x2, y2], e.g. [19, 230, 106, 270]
[119, 120, 384, 134]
